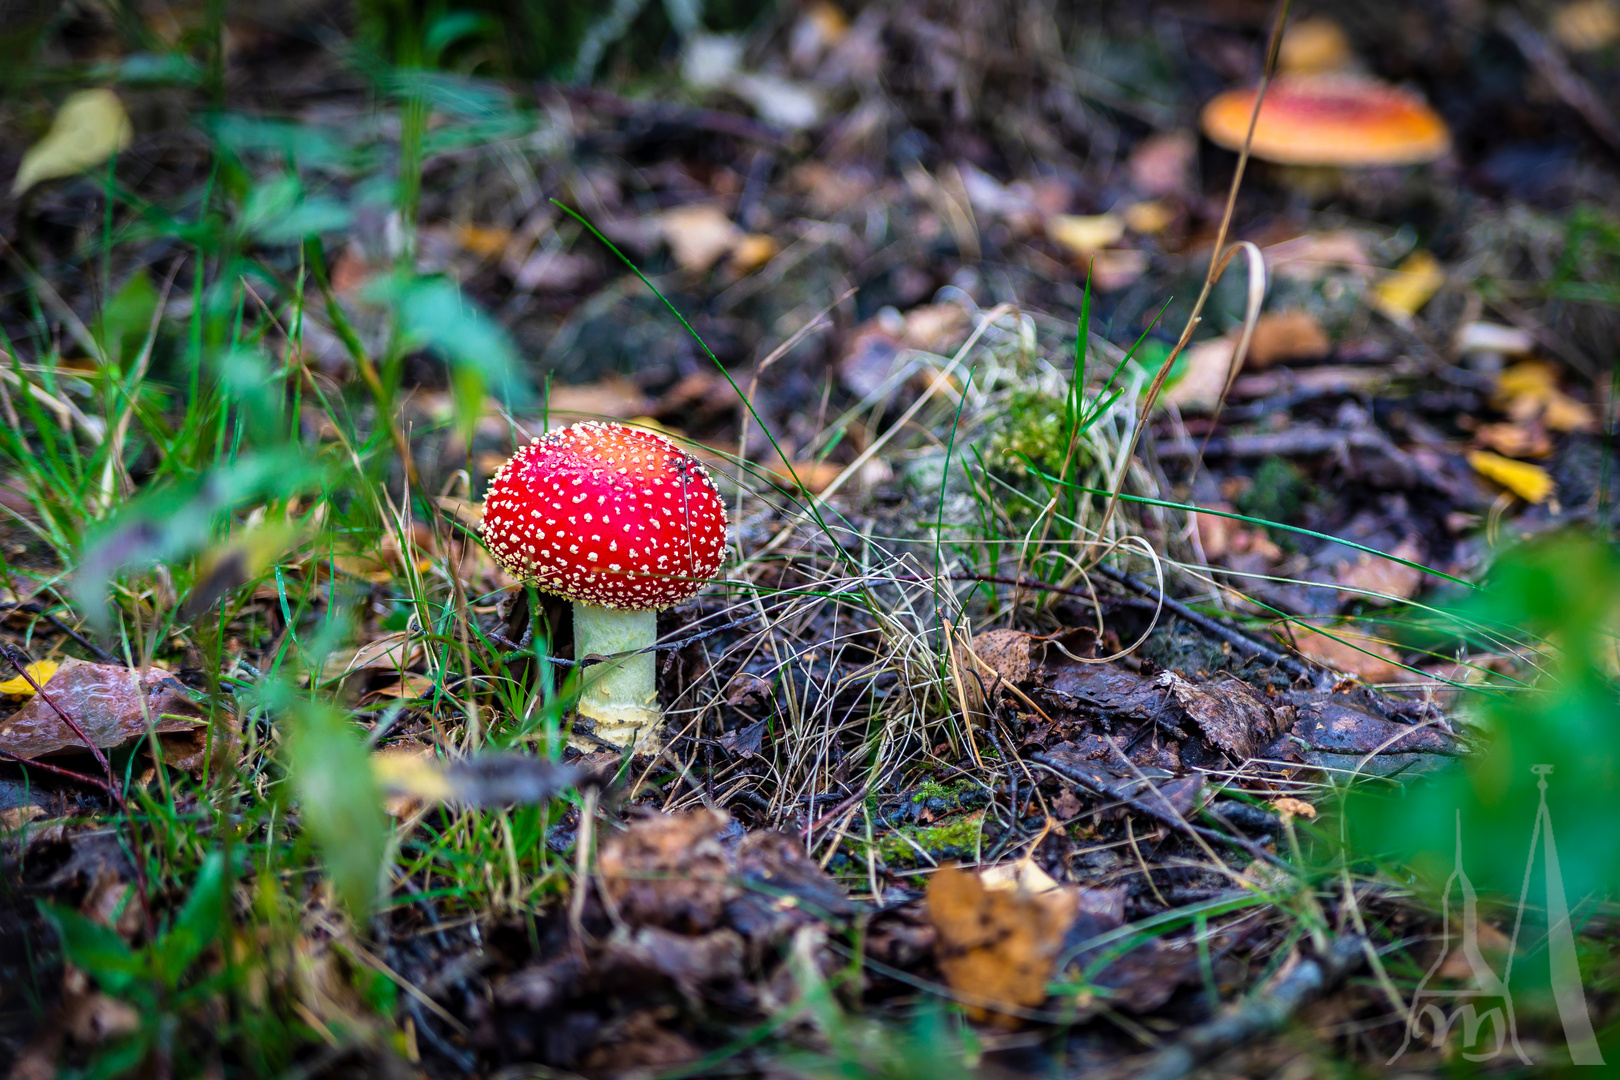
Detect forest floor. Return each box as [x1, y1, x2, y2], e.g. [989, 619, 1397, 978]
[1, 1, 1618, 1077]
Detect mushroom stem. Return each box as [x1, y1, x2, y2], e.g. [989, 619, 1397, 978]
[571, 602, 660, 751]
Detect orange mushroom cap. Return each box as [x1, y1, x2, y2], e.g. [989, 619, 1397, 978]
[1200, 74, 1450, 167]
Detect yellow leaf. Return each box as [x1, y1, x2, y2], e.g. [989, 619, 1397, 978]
[12, 90, 133, 196]
[1123, 199, 1175, 235]
[1468, 450, 1554, 504]
[1372, 250, 1444, 322]
[0, 660, 59, 697]
[371, 746, 453, 803]
[1047, 213, 1126, 257]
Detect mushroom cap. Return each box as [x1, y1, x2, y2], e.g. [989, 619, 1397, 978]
[481, 421, 727, 610]
[1200, 75, 1450, 167]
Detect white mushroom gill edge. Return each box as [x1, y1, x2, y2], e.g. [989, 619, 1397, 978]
[571, 602, 660, 753]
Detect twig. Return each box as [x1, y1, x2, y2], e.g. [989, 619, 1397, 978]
[0, 746, 114, 792]
[0, 600, 118, 662]
[1129, 934, 1367, 1080]
[1152, 426, 1403, 462]
[1498, 10, 1620, 154]
[1029, 750, 1290, 872]
[1090, 565, 1312, 679]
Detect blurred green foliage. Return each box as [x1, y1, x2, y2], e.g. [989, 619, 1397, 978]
[1351, 531, 1620, 904]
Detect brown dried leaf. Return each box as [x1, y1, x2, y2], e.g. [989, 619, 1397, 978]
[927, 862, 1079, 1025]
[1285, 624, 1406, 683]
[1157, 672, 1279, 762]
[0, 659, 205, 761]
[1335, 535, 1426, 604]
[1246, 309, 1332, 369]
[660, 204, 743, 273]
[970, 628, 1043, 688]
[1163, 336, 1236, 411]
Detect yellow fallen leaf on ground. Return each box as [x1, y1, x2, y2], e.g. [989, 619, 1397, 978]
[1493, 359, 1594, 432]
[729, 233, 779, 274]
[0, 660, 59, 697]
[12, 89, 133, 195]
[1246, 308, 1332, 368]
[452, 223, 513, 260]
[1371, 250, 1444, 322]
[1047, 213, 1126, 257]
[1468, 450, 1554, 503]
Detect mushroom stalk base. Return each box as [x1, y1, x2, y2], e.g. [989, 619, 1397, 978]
[571, 603, 660, 753]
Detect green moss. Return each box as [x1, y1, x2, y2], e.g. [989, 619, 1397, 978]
[1238, 456, 1307, 526]
[857, 812, 985, 868]
[990, 390, 1090, 478]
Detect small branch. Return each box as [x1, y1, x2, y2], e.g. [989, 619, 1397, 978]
[1130, 934, 1367, 1080]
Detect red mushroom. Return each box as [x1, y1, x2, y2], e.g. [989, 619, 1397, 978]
[481, 421, 727, 751]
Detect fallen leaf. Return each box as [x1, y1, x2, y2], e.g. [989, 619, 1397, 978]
[970, 629, 1043, 688]
[1474, 421, 1552, 459]
[1089, 249, 1149, 291]
[1468, 450, 1554, 504]
[729, 233, 779, 274]
[318, 631, 421, 684]
[1156, 672, 1280, 762]
[1272, 796, 1317, 821]
[1264, 231, 1375, 282]
[1335, 535, 1426, 604]
[1438, 919, 1515, 979]
[452, 223, 513, 260]
[1127, 131, 1197, 199]
[1457, 321, 1535, 358]
[1047, 213, 1126, 257]
[1279, 16, 1354, 72]
[0, 658, 205, 761]
[1164, 336, 1236, 411]
[1493, 359, 1594, 433]
[12, 89, 133, 195]
[542, 375, 652, 420]
[1123, 199, 1176, 235]
[927, 861, 1078, 1024]
[1246, 309, 1332, 368]
[1372, 250, 1444, 323]
[1284, 624, 1406, 683]
[0, 660, 59, 697]
[1553, 0, 1620, 50]
[660, 205, 743, 273]
[728, 72, 822, 129]
[902, 302, 971, 354]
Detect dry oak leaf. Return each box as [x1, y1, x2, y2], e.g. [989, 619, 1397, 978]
[927, 861, 1079, 1025]
[0, 658, 205, 762]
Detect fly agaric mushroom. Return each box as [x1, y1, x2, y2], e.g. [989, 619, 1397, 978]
[481, 421, 727, 751]
[1201, 74, 1450, 167]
